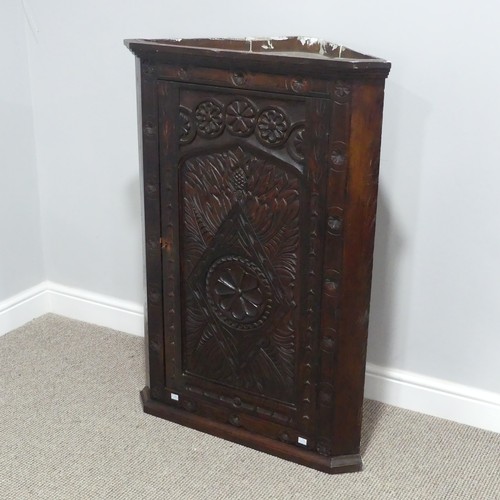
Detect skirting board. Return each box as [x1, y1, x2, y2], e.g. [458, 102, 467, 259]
[0, 281, 143, 337]
[364, 363, 500, 434]
[46, 281, 144, 336]
[0, 283, 50, 336]
[1, 282, 499, 434]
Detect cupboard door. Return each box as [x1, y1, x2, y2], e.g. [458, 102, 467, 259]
[158, 81, 332, 442]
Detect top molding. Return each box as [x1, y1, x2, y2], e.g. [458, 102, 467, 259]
[125, 37, 391, 79]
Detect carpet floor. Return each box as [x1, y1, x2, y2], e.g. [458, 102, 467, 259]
[1, 314, 499, 499]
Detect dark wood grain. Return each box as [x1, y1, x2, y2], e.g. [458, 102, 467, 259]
[331, 80, 387, 456]
[127, 37, 390, 473]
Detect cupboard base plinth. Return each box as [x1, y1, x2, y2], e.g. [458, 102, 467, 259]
[140, 387, 362, 474]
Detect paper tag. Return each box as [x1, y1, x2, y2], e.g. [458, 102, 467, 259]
[170, 393, 179, 401]
[298, 437, 307, 446]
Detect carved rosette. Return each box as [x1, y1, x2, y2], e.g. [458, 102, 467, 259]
[331, 150, 345, 166]
[226, 99, 257, 136]
[231, 71, 246, 86]
[290, 77, 309, 93]
[177, 67, 188, 80]
[195, 100, 225, 137]
[316, 439, 332, 457]
[334, 81, 351, 102]
[206, 255, 272, 330]
[142, 61, 155, 77]
[256, 107, 289, 146]
[330, 141, 347, 172]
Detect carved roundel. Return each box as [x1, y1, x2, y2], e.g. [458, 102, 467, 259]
[330, 141, 347, 171]
[206, 255, 272, 330]
[231, 71, 246, 87]
[334, 81, 351, 100]
[256, 107, 289, 147]
[290, 77, 309, 93]
[226, 99, 257, 137]
[195, 100, 224, 138]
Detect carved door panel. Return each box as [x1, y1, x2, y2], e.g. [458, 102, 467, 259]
[159, 81, 330, 437]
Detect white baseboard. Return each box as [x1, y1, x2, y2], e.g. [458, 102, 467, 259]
[46, 281, 144, 336]
[365, 362, 500, 434]
[0, 281, 144, 337]
[0, 283, 50, 336]
[1, 283, 499, 433]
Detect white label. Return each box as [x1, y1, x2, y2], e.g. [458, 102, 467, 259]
[298, 437, 307, 446]
[170, 393, 179, 401]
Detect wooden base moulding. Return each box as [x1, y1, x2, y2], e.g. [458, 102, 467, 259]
[141, 387, 362, 474]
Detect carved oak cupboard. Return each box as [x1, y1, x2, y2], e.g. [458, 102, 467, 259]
[126, 37, 390, 473]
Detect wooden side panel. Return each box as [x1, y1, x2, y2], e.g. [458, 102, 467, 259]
[331, 79, 387, 455]
[138, 60, 165, 398]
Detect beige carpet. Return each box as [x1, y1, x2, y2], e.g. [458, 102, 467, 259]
[1, 314, 499, 499]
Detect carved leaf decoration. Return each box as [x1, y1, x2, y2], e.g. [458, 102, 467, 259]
[180, 146, 300, 400]
[182, 153, 234, 276]
[184, 295, 239, 381]
[246, 163, 300, 297]
[185, 294, 292, 396]
[191, 326, 236, 381]
[271, 317, 295, 382]
[235, 326, 294, 398]
[243, 346, 289, 395]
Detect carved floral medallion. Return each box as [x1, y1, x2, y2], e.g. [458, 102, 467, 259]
[195, 100, 224, 137]
[226, 99, 257, 136]
[206, 255, 271, 328]
[256, 108, 289, 146]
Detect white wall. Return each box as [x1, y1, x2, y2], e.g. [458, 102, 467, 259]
[23, 0, 500, 398]
[0, 0, 45, 302]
